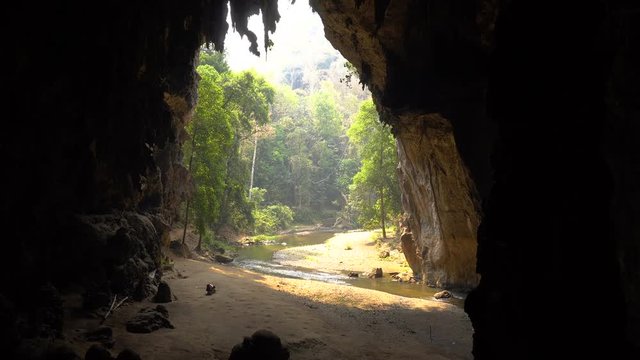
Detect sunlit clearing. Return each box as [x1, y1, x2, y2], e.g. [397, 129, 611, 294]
[255, 273, 450, 312]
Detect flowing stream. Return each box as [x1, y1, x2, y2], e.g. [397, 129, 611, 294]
[234, 231, 466, 307]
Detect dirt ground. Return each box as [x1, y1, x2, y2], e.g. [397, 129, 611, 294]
[276, 230, 410, 276]
[60, 230, 473, 359]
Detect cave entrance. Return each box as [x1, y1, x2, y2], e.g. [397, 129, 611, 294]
[167, 1, 475, 359]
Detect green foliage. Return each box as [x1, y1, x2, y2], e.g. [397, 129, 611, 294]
[249, 187, 267, 208]
[213, 69, 275, 232]
[186, 65, 232, 237]
[223, 70, 275, 131]
[346, 99, 401, 230]
[253, 204, 295, 235]
[185, 47, 397, 240]
[202, 231, 236, 253]
[253, 82, 347, 217]
[184, 52, 277, 240]
[292, 207, 316, 224]
[247, 234, 280, 244]
[199, 48, 231, 74]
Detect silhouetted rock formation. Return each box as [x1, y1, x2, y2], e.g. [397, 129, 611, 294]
[229, 329, 290, 360]
[152, 281, 172, 303]
[126, 305, 174, 333]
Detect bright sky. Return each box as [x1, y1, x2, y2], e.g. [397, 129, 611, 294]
[224, 1, 340, 84]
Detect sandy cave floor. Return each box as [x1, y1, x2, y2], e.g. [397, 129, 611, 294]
[61, 231, 473, 360]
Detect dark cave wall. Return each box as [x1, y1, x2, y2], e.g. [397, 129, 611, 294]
[2, 0, 286, 307]
[605, 2, 640, 353]
[465, 1, 639, 357]
[311, 0, 638, 358]
[2, 0, 229, 299]
[2, 1, 280, 354]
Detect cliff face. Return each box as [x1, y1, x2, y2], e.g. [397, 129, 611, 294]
[310, 0, 490, 290]
[395, 114, 480, 289]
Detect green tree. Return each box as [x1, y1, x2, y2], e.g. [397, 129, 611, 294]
[183, 64, 232, 250]
[308, 83, 345, 210]
[214, 70, 275, 233]
[347, 99, 401, 238]
[199, 47, 230, 74]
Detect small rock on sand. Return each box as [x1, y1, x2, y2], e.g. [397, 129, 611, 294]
[434, 290, 452, 299]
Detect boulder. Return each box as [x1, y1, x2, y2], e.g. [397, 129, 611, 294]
[72, 212, 163, 299]
[214, 254, 233, 264]
[434, 290, 452, 299]
[169, 240, 190, 258]
[152, 281, 172, 303]
[367, 268, 383, 278]
[116, 348, 142, 360]
[229, 329, 289, 360]
[126, 305, 174, 333]
[84, 326, 113, 343]
[85, 344, 113, 360]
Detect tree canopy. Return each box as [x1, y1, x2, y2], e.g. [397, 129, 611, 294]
[346, 99, 401, 237]
[181, 50, 402, 249]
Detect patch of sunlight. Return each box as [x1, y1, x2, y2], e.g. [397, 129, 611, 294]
[253, 275, 452, 312]
[208, 264, 266, 282]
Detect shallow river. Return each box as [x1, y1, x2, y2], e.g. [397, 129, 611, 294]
[234, 231, 465, 307]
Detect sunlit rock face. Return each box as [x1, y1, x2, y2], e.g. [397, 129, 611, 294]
[309, 0, 489, 289]
[395, 113, 480, 289]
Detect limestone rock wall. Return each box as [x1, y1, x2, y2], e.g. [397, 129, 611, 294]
[311, 0, 489, 289]
[395, 114, 480, 289]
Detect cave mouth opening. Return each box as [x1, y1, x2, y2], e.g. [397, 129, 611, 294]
[5, 0, 636, 359]
[184, 0, 454, 303]
[187, 0, 482, 292]
[163, 1, 477, 358]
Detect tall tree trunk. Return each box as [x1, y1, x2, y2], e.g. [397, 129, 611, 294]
[182, 129, 198, 245]
[248, 129, 258, 200]
[380, 187, 386, 239]
[215, 134, 239, 232]
[195, 231, 202, 252]
[379, 132, 386, 239]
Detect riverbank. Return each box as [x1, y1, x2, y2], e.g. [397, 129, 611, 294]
[63, 255, 472, 359]
[275, 230, 409, 276]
